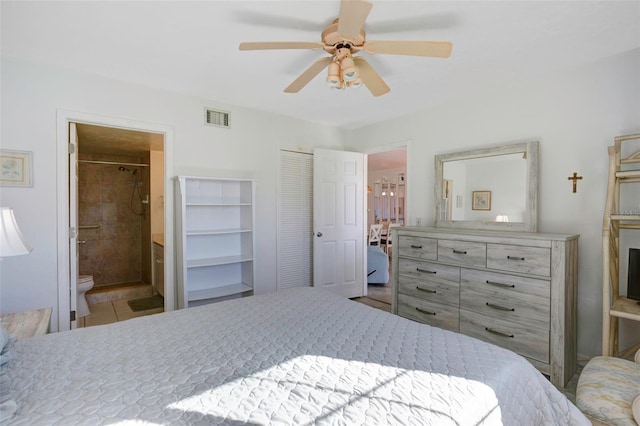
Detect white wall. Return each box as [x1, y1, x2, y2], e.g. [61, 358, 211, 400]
[348, 48, 640, 358]
[0, 56, 347, 330]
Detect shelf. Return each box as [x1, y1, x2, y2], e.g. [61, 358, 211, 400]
[610, 296, 640, 321]
[610, 215, 640, 221]
[187, 254, 253, 268]
[187, 197, 251, 206]
[188, 283, 253, 301]
[615, 170, 640, 179]
[186, 228, 252, 236]
[602, 135, 640, 357]
[176, 176, 255, 309]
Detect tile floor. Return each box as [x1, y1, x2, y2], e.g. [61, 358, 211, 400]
[81, 282, 163, 327]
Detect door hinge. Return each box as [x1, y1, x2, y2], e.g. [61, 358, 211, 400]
[68, 143, 76, 154]
[70, 310, 76, 321]
[69, 227, 77, 238]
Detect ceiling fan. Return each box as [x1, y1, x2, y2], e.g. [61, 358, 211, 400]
[239, 0, 453, 97]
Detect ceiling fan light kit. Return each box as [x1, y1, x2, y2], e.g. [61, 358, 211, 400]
[326, 61, 342, 87]
[239, 0, 452, 97]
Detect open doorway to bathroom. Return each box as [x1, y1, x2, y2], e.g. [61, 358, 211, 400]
[364, 147, 407, 309]
[73, 123, 165, 328]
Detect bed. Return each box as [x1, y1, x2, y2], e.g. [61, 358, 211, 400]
[1, 287, 588, 425]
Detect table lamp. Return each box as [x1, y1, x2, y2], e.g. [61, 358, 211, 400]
[0, 207, 32, 258]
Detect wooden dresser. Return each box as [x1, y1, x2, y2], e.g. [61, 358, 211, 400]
[392, 227, 579, 387]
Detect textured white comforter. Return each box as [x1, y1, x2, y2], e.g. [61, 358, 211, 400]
[3, 288, 588, 425]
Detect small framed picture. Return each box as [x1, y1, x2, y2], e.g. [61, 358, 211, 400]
[0, 150, 33, 187]
[472, 190, 491, 210]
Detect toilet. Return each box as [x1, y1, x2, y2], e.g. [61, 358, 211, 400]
[77, 275, 95, 318]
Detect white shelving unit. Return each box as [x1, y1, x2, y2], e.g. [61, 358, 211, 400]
[175, 176, 255, 308]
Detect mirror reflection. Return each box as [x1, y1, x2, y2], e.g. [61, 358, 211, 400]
[441, 153, 526, 223]
[434, 141, 538, 232]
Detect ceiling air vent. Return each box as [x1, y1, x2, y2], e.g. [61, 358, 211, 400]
[205, 108, 230, 129]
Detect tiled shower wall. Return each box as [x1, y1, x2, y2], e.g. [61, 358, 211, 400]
[78, 153, 150, 287]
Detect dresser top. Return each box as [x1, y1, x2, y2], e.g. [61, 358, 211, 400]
[397, 226, 579, 242]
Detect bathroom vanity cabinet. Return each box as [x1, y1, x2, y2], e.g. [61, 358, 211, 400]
[152, 240, 164, 297]
[392, 227, 579, 388]
[175, 176, 255, 308]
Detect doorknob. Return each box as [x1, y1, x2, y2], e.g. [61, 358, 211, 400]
[316, 232, 323, 237]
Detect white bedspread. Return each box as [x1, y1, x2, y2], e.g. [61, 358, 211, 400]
[3, 288, 588, 425]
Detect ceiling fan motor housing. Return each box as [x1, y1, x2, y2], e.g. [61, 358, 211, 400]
[322, 19, 366, 54]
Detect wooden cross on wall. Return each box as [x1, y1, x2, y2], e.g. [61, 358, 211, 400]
[568, 172, 583, 193]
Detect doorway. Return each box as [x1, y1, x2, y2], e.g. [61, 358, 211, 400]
[56, 110, 175, 332]
[74, 123, 165, 327]
[365, 146, 407, 307]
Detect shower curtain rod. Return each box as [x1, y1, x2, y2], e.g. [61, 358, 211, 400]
[78, 160, 150, 167]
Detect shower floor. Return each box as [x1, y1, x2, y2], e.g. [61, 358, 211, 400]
[81, 281, 163, 327]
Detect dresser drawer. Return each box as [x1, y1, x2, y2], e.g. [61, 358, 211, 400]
[398, 269, 460, 308]
[486, 244, 550, 276]
[460, 309, 549, 363]
[398, 258, 460, 283]
[460, 270, 550, 331]
[437, 240, 486, 267]
[398, 236, 437, 260]
[398, 293, 459, 331]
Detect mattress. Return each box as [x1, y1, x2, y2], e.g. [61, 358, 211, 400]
[2, 287, 588, 425]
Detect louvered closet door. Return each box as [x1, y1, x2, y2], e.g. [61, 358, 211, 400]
[277, 151, 313, 289]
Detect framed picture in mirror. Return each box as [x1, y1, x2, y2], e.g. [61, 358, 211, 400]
[472, 191, 491, 210]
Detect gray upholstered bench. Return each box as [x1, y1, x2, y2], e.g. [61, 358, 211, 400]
[577, 350, 640, 425]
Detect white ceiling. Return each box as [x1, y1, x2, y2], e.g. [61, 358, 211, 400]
[2, 1, 639, 130]
[76, 123, 164, 156]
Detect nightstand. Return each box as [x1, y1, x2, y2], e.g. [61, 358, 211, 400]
[1, 308, 52, 339]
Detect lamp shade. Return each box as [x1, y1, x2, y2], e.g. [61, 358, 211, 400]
[0, 207, 32, 257]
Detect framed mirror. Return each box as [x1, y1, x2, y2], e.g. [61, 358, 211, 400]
[434, 140, 538, 232]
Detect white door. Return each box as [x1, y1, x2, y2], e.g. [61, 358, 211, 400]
[313, 148, 366, 298]
[69, 122, 79, 329]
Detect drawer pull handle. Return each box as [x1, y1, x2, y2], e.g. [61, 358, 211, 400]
[416, 268, 437, 274]
[507, 255, 525, 261]
[411, 244, 423, 249]
[453, 249, 467, 254]
[486, 280, 515, 288]
[416, 286, 436, 294]
[486, 302, 514, 312]
[416, 307, 436, 316]
[485, 327, 514, 338]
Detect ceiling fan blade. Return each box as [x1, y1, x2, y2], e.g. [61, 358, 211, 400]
[353, 57, 390, 97]
[239, 41, 325, 51]
[365, 13, 458, 34]
[234, 10, 324, 31]
[364, 40, 453, 58]
[284, 57, 333, 93]
[337, 0, 373, 41]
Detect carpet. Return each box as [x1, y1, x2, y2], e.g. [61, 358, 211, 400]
[127, 295, 164, 312]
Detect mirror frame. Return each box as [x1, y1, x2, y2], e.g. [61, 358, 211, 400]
[434, 140, 539, 232]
